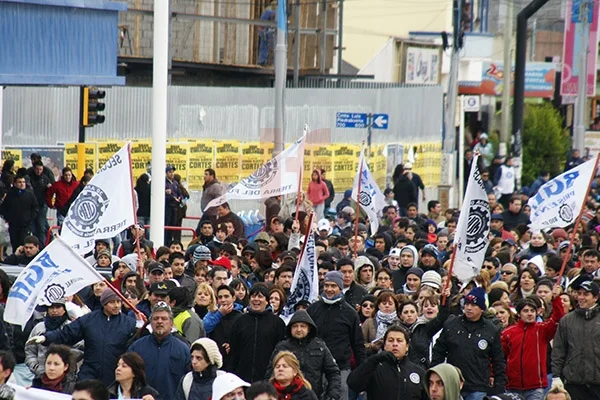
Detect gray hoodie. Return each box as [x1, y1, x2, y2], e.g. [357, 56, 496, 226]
[425, 363, 464, 400]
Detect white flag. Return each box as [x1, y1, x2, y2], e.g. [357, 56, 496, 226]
[61, 143, 136, 254]
[453, 154, 491, 282]
[204, 134, 306, 210]
[528, 156, 598, 231]
[6, 384, 72, 400]
[5, 236, 104, 326]
[282, 230, 318, 317]
[351, 147, 386, 234]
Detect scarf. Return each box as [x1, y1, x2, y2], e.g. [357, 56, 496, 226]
[402, 283, 416, 296]
[375, 310, 398, 341]
[41, 373, 65, 393]
[273, 375, 304, 400]
[44, 314, 68, 332]
[322, 293, 343, 305]
[520, 288, 534, 298]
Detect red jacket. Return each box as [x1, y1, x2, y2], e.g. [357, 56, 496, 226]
[46, 178, 79, 214]
[501, 296, 565, 390]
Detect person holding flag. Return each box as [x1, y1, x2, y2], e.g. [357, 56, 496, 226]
[351, 145, 386, 238]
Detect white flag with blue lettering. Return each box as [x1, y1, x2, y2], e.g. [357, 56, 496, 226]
[527, 156, 598, 231]
[281, 229, 318, 318]
[453, 154, 491, 282]
[60, 142, 136, 254]
[4, 237, 104, 327]
[351, 147, 386, 234]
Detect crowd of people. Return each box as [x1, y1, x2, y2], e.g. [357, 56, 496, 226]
[0, 155, 593, 400]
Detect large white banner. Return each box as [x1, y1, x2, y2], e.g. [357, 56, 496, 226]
[453, 154, 491, 282]
[61, 143, 136, 254]
[282, 229, 318, 317]
[352, 147, 386, 234]
[5, 237, 104, 327]
[5, 384, 72, 400]
[528, 156, 598, 231]
[205, 134, 306, 210]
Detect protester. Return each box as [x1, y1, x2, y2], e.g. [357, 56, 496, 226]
[30, 344, 76, 394]
[174, 338, 223, 400]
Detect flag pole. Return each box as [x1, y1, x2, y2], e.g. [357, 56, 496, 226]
[103, 279, 146, 322]
[353, 147, 365, 258]
[441, 244, 458, 306]
[556, 154, 600, 284]
[295, 125, 309, 221]
[126, 142, 144, 278]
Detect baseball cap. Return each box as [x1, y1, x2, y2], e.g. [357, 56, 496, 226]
[148, 261, 164, 274]
[318, 218, 332, 234]
[165, 165, 176, 172]
[575, 280, 600, 296]
[149, 281, 176, 296]
[491, 214, 503, 221]
[210, 257, 232, 270]
[389, 248, 402, 257]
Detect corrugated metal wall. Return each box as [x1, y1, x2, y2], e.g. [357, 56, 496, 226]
[2, 85, 443, 146]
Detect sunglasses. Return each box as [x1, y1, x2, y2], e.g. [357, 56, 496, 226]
[483, 265, 496, 270]
[501, 270, 515, 275]
[362, 303, 374, 308]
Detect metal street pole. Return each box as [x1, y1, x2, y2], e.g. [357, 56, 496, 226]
[443, 0, 462, 153]
[458, 95, 465, 205]
[320, 0, 327, 74]
[150, 0, 169, 245]
[293, 0, 300, 87]
[337, 0, 344, 75]
[500, 0, 513, 156]
[574, 0, 590, 152]
[273, 0, 288, 156]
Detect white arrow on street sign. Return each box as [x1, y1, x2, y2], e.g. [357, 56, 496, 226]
[373, 114, 389, 129]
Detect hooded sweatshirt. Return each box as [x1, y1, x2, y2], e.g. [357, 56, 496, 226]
[527, 255, 546, 276]
[425, 363, 463, 400]
[392, 245, 419, 292]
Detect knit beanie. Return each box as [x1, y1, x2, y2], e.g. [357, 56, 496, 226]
[193, 245, 212, 263]
[324, 271, 344, 290]
[405, 267, 424, 280]
[97, 249, 112, 261]
[100, 288, 120, 306]
[421, 271, 442, 289]
[465, 287, 487, 311]
[192, 338, 223, 368]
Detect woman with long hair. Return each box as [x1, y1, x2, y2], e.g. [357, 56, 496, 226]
[510, 267, 539, 303]
[306, 170, 329, 220]
[230, 278, 249, 307]
[269, 285, 287, 316]
[108, 352, 159, 399]
[174, 338, 223, 400]
[31, 344, 76, 394]
[491, 301, 516, 328]
[194, 283, 217, 318]
[358, 294, 376, 324]
[362, 291, 400, 355]
[270, 351, 318, 400]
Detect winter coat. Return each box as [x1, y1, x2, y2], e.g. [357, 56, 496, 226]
[347, 352, 427, 400]
[128, 333, 192, 398]
[500, 210, 531, 232]
[432, 315, 506, 394]
[307, 298, 366, 370]
[323, 179, 335, 209]
[407, 303, 451, 369]
[230, 308, 286, 382]
[274, 383, 318, 400]
[207, 305, 244, 372]
[45, 177, 78, 215]
[425, 363, 463, 400]
[31, 372, 77, 394]
[502, 296, 564, 390]
[165, 178, 183, 208]
[172, 306, 205, 343]
[0, 186, 38, 227]
[134, 178, 151, 218]
[265, 311, 341, 400]
[552, 305, 600, 385]
[343, 281, 367, 309]
[173, 366, 218, 400]
[29, 171, 52, 208]
[44, 309, 136, 386]
[25, 318, 82, 377]
[107, 381, 160, 399]
[200, 179, 225, 218]
[117, 238, 155, 258]
[393, 174, 417, 209]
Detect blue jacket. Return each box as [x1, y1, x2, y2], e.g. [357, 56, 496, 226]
[203, 303, 245, 334]
[173, 366, 218, 400]
[128, 333, 191, 400]
[45, 309, 136, 386]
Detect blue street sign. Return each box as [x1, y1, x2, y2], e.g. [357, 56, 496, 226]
[372, 113, 389, 130]
[336, 112, 368, 128]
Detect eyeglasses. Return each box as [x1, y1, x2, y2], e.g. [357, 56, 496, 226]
[377, 276, 391, 281]
[501, 270, 515, 275]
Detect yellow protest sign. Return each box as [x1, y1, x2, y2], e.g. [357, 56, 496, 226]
[64, 143, 97, 178]
[311, 145, 334, 177]
[1, 149, 22, 168]
[333, 144, 359, 191]
[130, 140, 152, 181]
[374, 144, 387, 188]
[97, 141, 125, 171]
[188, 140, 215, 190]
[214, 141, 240, 184]
[166, 143, 189, 182]
[405, 142, 442, 186]
[301, 144, 313, 190]
[241, 142, 267, 178]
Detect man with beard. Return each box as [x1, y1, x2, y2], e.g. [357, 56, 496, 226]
[128, 302, 191, 397]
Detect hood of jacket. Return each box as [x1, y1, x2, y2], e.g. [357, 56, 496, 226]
[527, 255, 545, 276]
[286, 310, 317, 340]
[425, 363, 462, 400]
[400, 245, 419, 268]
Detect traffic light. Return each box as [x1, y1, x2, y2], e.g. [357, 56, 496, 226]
[82, 86, 106, 127]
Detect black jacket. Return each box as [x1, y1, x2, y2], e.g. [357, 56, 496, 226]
[407, 304, 451, 369]
[344, 282, 367, 309]
[230, 308, 286, 383]
[500, 210, 530, 231]
[209, 309, 243, 372]
[323, 179, 335, 209]
[432, 315, 506, 394]
[275, 385, 318, 400]
[393, 174, 417, 209]
[107, 381, 160, 399]
[135, 180, 151, 218]
[29, 172, 52, 208]
[32, 372, 77, 394]
[265, 311, 341, 400]
[3, 252, 37, 265]
[347, 351, 427, 400]
[307, 298, 366, 370]
[0, 187, 38, 227]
